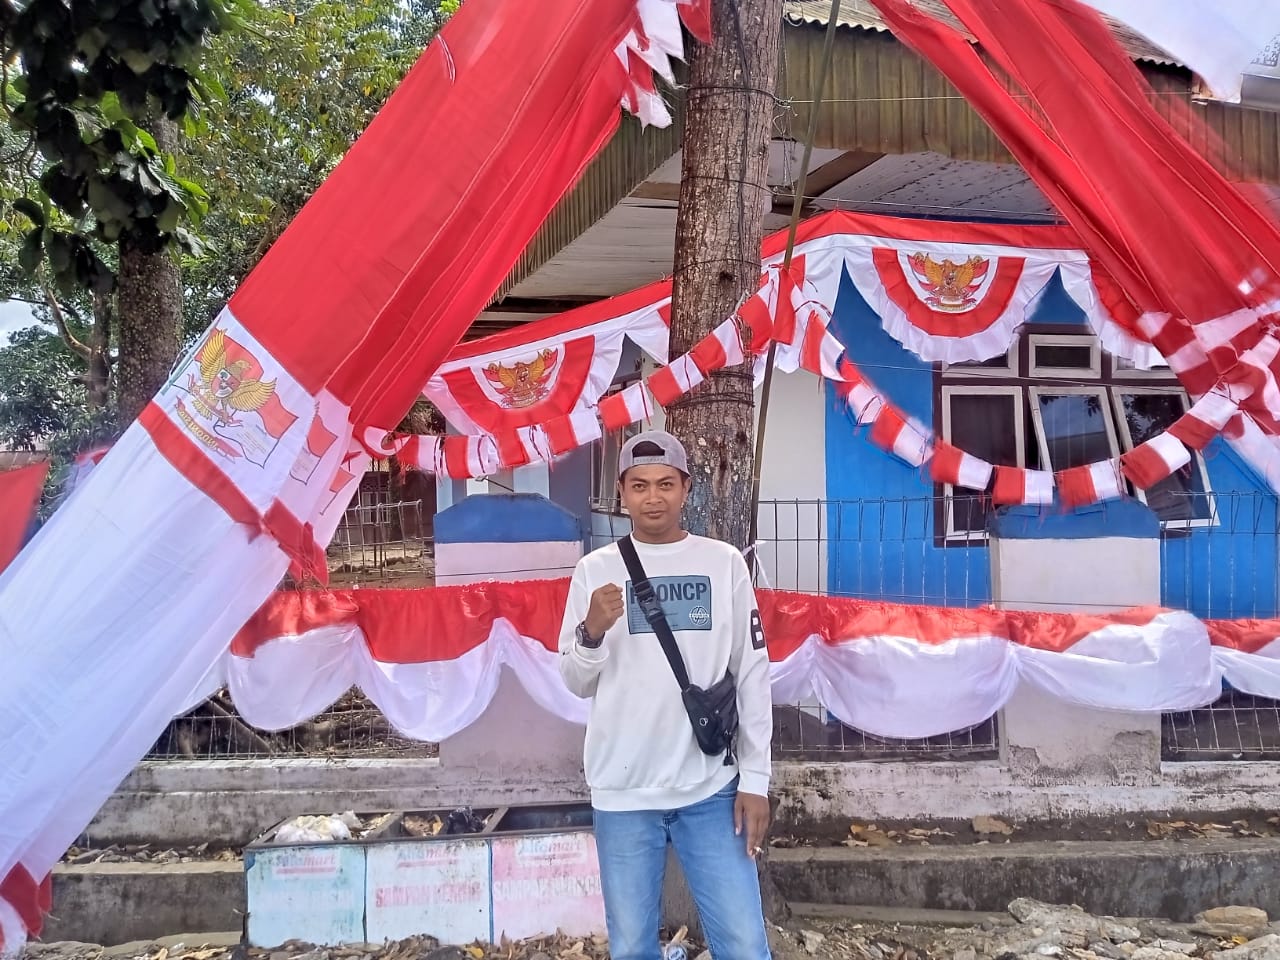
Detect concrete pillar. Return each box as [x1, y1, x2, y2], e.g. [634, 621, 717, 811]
[433, 494, 586, 784]
[989, 501, 1164, 783]
[512, 462, 551, 497]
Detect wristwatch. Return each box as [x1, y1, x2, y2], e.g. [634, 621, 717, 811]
[576, 621, 604, 649]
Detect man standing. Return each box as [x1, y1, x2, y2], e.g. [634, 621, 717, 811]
[559, 430, 773, 960]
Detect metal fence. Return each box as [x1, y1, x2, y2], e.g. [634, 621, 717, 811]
[327, 498, 434, 588]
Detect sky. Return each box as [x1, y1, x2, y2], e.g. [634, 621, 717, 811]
[0, 298, 42, 343]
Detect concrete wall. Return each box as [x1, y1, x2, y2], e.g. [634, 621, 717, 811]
[86, 756, 1280, 849]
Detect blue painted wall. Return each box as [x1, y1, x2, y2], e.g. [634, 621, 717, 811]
[823, 266, 1280, 618]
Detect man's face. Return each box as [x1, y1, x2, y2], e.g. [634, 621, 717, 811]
[618, 464, 690, 538]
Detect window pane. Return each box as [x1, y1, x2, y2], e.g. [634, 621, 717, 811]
[1034, 344, 1094, 370]
[950, 355, 1010, 370]
[1035, 393, 1113, 469]
[947, 393, 1019, 534]
[1118, 392, 1210, 522]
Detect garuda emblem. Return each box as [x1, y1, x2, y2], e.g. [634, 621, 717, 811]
[483, 349, 559, 408]
[185, 329, 278, 425]
[908, 253, 990, 311]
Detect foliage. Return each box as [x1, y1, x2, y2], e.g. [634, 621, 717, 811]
[180, 0, 458, 338]
[0, 0, 457, 465]
[0, 0, 241, 299]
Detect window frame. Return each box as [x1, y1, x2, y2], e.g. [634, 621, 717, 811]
[939, 384, 1026, 542]
[1110, 385, 1217, 530]
[1028, 332, 1103, 380]
[1027, 384, 1120, 473]
[1112, 355, 1176, 379]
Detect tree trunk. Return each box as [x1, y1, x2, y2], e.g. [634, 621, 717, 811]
[665, 0, 782, 554]
[115, 116, 183, 424]
[664, 0, 791, 928]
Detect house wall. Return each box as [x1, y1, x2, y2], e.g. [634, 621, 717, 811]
[823, 266, 1280, 618]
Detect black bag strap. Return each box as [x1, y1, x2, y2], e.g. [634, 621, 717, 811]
[617, 535, 691, 692]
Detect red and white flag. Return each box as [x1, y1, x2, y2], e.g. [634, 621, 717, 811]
[647, 354, 705, 407]
[690, 318, 746, 374]
[545, 405, 604, 458]
[1120, 433, 1193, 490]
[869, 406, 933, 467]
[1056, 460, 1124, 509]
[930, 440, 994, 492]
[992, 466, 1056, 506]
[1168, 391, 1240, 450]
[599, 382, 653, 433]
[398, 434, 443, 473]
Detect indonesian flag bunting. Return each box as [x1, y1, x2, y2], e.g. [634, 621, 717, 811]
[1168, 392, 1240, 451]
[1056, 460, 1124, 509]
[441, 434, 500, 480]
[930, 440, 994, 492]
[599, 381, 653, 433]
[397, 434, 443, 473]
[868, 406, 934, 467]
[201, 580, 1280, 749]
[424, 289, 672, 441]
[992, 465, 1056, 506]
[545, 405, 604, 457]
[1120, 433, 1193, 490]
[690, 318, 747, 374]
[647, 354, 706, 407]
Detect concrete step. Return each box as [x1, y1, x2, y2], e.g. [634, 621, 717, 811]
[46, 861, 244, 946]
[770, 838, 1280, 922]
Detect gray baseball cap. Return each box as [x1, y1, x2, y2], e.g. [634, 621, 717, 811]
[618, 430, 689, 478]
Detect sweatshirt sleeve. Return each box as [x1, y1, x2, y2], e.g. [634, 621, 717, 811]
[558, 559, 608, 699]
[728, 549, 773, 797]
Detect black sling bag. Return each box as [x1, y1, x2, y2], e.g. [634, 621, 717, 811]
[617, 535, 738, 765]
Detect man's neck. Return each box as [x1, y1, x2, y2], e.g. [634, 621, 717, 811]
[631, 528, 689, 545]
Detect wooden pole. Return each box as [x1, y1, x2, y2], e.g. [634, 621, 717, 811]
[746, 0, 843, 551]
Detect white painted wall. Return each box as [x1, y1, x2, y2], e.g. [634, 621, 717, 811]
[754, 369, 828, 593]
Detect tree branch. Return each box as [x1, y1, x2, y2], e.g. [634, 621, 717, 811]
[43, 285, 93, 361]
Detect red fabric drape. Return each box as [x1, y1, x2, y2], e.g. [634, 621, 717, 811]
[0, 463, 48, 575]
[870, 0, 1280, 430]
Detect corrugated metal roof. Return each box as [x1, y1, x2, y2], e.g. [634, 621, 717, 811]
[783, 0, 1181, 66]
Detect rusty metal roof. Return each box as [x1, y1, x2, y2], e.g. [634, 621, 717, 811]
[783, 0, 1181, 66]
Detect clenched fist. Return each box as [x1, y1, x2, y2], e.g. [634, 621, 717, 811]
[584, 583, 625, 640]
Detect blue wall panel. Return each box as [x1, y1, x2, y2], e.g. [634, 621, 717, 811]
[822, 265, 1279, 618]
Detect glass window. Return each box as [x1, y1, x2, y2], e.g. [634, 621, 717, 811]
[1114, 390, 1214, 524]
[941, 388, 1023, 537]
[1030, 388, 1118, 470]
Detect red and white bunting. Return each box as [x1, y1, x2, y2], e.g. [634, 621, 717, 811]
[690, 318, 747, 373]
[648, 354, 705, 407]
[441, 434, 499, 480]
[1120, 433, 1193, 490]
[1168, 391, 1240, 450]
[1056, 460, 1124, 509]
[930, 440, 994, 492]
[992, 466, 1056, 506]
[599, 381, 653, 433]
[398, 434, 443, 473]
[545, 405, 604, 458]
[869, 406, 934, 467]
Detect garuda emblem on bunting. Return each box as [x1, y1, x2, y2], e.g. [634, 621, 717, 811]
[173, 327, 299, 466]
[907, 253, 990, 312]
[483, 348, 560, 408]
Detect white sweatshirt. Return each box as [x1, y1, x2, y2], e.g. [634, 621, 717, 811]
[558, 533, 773, 812]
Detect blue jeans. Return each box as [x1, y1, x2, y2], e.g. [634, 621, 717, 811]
[592, 778, 772, 960]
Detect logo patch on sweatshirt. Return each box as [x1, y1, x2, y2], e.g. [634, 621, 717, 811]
[625, 576, 713, 633]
